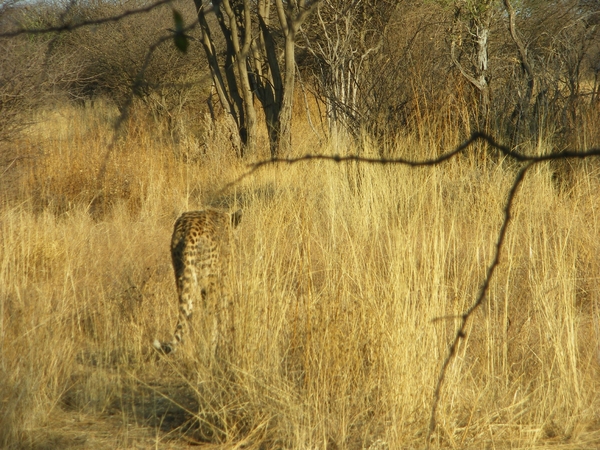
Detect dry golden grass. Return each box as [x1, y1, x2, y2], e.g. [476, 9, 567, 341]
[1, 102, 600, 449]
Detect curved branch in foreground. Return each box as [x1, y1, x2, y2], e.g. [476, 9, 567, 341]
[0, 0, 174, 39]
[222, 132, 600, 193]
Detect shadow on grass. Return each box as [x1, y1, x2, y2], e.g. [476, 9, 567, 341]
[46, 349, 204, 448]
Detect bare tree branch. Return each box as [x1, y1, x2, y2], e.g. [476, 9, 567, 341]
[425, 160, 533, 449]
[228, 133, 600, 181]
[0, 0, 174, 39]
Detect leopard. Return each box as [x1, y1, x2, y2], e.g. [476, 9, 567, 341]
[154, 208, 243, 355]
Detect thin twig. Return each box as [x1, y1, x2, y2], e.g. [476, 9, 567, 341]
[0, 0, 174, 39]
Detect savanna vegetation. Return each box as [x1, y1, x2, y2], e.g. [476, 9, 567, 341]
[1, 0, 600, 448]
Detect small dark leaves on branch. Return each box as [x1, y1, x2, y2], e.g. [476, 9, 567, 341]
[172, 9, 188, 53]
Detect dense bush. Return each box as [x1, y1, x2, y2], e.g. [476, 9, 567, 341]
[303, 0, 600, 149]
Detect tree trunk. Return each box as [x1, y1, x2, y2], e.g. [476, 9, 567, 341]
[278, 28, 296, 156]
[256, 10, 283, 158]
[450, 4, 493, 131]
[504, 0, 535, 146]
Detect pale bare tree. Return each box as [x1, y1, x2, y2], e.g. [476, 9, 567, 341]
[448, 0, 498, 129]
[302, 0, 396, 137]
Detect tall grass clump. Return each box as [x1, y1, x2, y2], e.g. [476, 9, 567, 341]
[1, 102, 600, 448]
